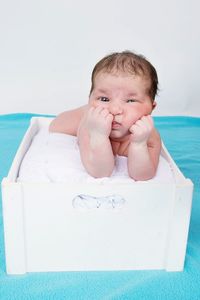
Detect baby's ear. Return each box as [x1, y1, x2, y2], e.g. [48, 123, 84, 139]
[152, 101, 157, 110]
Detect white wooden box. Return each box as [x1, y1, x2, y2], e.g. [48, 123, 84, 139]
[1, 117, 193, 274]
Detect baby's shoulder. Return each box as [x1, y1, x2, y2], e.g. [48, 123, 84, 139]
[49, 105, 88, 135]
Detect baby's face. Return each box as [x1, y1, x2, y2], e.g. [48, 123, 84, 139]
[89, 72, 156, 140]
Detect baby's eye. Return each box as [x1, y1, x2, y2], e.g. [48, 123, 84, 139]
[126, 99, 137, 103]
[99, 97, 109, 102]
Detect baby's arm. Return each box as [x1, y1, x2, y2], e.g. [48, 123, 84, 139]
[128, 115, 161, 181]
[78, 106, 115, 178]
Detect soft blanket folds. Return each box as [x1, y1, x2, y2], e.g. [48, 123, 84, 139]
[18, 124, 173, 183]
[0, 114, 200, 300]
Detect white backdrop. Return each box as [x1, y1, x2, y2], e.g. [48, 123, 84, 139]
[0, 0, 200, 116]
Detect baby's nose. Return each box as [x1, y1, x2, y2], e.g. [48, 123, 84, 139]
[109, 103, 123, 115]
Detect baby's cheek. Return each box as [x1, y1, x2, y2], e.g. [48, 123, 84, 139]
[93, 102, 108, 109]
[125, 113, 138, 126]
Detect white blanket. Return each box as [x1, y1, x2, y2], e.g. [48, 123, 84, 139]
[18, 127, 174, 183]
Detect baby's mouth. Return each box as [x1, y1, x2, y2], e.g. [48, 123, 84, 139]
[112, 121, 121, 129]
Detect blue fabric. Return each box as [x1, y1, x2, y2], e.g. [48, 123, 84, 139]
[0, 114, 200, 300]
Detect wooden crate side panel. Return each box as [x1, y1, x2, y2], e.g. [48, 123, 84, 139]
[21, 182, 175, 272]
[164, 180, 193, 271]
[2, 180, 27, 274]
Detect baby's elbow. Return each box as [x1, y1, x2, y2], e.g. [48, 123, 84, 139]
[131, 174, 154, 181]
[87, 165, 114, 179]
[130, 168, 157, 181]
[90, 169, 113, 179]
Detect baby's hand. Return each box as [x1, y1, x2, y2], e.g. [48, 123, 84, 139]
[81, 106, 113, 137]
[129, 115, 154, 144]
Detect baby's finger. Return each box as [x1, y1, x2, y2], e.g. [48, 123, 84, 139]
[88, 106, 95, 113]
[100, 108, 110, 117]
[92, 105, 105, 117]
[139, 116, 154, 131]
[142, 115, 154, 127]
[106, 113, 114, 123]
[134, 119, 146, 129]
[129, 123, 140, 133]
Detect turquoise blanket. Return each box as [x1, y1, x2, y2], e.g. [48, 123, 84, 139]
[0, 114, 200, 300]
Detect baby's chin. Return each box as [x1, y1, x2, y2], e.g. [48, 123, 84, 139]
[109, 130, 129, 141]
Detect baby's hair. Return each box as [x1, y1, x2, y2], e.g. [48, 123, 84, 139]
[90, 50, 158, 100]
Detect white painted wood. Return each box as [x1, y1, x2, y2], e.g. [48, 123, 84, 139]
[21, 182, 173, 272]
[1, 117, 193, 274]
[2, 180, 27, 274]
[164, 181, 193, 271]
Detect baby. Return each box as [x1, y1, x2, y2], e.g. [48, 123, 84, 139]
[49, 51, 161, 180]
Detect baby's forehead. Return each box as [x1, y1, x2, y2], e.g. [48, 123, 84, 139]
[92, 72, 151, 96]
[94, 71, 151, 88]
[94, 70, 150, 81]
